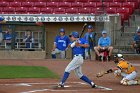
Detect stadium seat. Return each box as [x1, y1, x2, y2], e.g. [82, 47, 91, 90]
[96, 2, 109, 7]
[117, 7, 130, 15]
[15, 7, 28, 14]
[0, 2, 9, 7]
[2, 7, 15, 14]
[28, 7, 40, 14]
[58, 2, 71, 9]
[28, 0, 40, 2]
[109, 2, 122, 7]
[106, 7, 117, 14]
[76, 0, 88, 3]
[10, 2, 21, 7]
[123, 2, 138, 9]
[78, 8, 90, 14]
[104, 0, 114, 2]
[91, 7, 104, 14]
[15, 0, 27, 2]
[34, 2, 46, 7]
[4, 0, 14, 2]
[83, 2, 96, 8]
[40, 7, 53, 14]
[50, 0, 61, 2]
[114, 0, 127, 2]
[22, 2, 34, 7]
[64, 0, 76, 2]
[53, 8, 65, 14]
[65, 8, 78, 14]
[71, 2, 83, 8]
[88, 0, 101, 2]
[47, 2, 58, 8]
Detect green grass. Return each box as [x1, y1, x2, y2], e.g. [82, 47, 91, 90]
[0, 65, 60, 79]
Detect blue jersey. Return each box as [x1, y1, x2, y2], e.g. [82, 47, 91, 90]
[4, 33, 12, 40]
[0, 17, 4, 33]
[98, 36, 111, 47]
[71, 38, 88, 56]
[133, 34, 140, 42]
[55, 35, 70, 51]
[24, 35, 34, 48]
[84, 32, 96, 48]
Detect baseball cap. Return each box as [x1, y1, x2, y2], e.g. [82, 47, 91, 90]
[137, 29, 140, 33]
[69, 31, 79, 38]
[59, 28, 65, 32]
[102, 30, 107, 34]
[87, 25, 93, 29]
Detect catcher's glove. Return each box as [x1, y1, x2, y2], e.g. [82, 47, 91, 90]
[96, 69, 113, 78]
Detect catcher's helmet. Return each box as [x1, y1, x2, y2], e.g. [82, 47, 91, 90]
[114, 54, 124, 64]
[69, 31, 79, 38]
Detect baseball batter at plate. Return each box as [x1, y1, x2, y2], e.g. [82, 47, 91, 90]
[56, 31, 96, 88]
[96, 54, 140, 85]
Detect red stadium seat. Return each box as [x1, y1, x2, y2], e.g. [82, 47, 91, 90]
[40, 7, 53, 14]
[28, 0, 40, 2]
[28, 7, 40, 14]
[4, 0, 13, 2]
[91, 7, 104, 14]
[104, 0, 113, 2]
[76, 0, 88, 3]
[96, 2, 109, 7]
[3, 7, 15, 12]
[65, 8, 78, 14]
[88, 0, 101, 2]
[83, 2, 96, 8]
[58, 2, 71, 8]
[10, 2, 21, 7]
[15, 7, 28, 14]
[71, 2, 83, 8]
[15, 0, 27, 2]
[123, 2, 137, 9]
[47, 2, 58, 8]
[34, 2, 46, 7]
[117, 7, 130, 15]
[114, 0, 126, 2]
[78, 8, 90, 14]
[53, 8, 65, 14]
[106, 7, 117, 14]
[109, 2, 122, 7]
[0, 2, 9, 7]
[64, 0, 76, 2]
[22, 2, 33, 7]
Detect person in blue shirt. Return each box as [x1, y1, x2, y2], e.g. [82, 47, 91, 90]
[131, 29, 140, 53]
[0, 17, 6, 45]
[84, 25, 96, 60]
[94, 30, 113, 61]
[3, 28, 12, 49]
[51, 28, 70, 59]
[55, 31, 96, 88]
[23, 30, 34, 50]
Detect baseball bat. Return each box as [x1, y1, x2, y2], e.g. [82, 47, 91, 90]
[79, 23, 87, 38]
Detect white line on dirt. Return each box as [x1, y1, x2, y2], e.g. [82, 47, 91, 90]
[20, 89, 49, 93]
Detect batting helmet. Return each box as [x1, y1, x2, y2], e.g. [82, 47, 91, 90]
[87, 25, 93, 29]
[59, 28, 65, 33]
[69, 31, 79, 38]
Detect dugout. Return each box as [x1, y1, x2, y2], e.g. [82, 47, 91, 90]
[0, 14, 123, 59]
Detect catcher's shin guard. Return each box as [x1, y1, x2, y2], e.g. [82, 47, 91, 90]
[120, 79, 140, 85]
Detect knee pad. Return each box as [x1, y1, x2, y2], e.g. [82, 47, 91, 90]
[120, 79, 138, 85]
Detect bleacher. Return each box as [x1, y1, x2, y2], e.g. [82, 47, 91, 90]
[0, 0, 139, 22]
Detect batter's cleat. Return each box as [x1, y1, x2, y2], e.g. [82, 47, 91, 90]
[91, 82, 97, 88]
[52, 84, 64, 89]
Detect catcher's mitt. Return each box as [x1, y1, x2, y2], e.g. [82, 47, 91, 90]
[96, 69, 113, 78]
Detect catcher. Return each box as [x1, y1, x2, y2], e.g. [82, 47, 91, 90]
[96, 54, 140, 85]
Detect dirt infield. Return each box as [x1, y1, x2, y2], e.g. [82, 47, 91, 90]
[0, 59, 139, 93]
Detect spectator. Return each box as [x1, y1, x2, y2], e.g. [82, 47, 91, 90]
[0, 17, 6, 46]
[84, 25, 96, 60]
[3, 28, 12, 50]
[23, 30, 34, 50]
[131, 29, 140, 54]
[51, 28, 70, 59]
[94, 30, 113, 61]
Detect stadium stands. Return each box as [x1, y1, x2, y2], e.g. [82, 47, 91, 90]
[0, 0, 139, 22]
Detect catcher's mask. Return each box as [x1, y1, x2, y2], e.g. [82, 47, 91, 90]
[114, 54, 124, 64]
